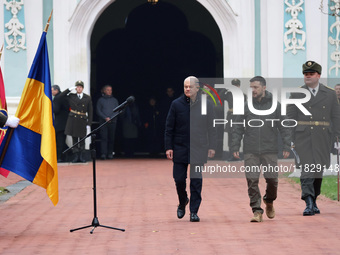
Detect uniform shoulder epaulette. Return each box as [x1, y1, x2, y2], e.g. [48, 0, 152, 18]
[323, 84, 335, 91]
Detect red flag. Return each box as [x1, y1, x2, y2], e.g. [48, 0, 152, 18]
[0, 65, 10, 177]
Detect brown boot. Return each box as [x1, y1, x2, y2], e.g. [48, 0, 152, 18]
[250, 212, 263, 222]
[264, 200, 275, 219]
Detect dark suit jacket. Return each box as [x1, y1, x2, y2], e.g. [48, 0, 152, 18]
[164, 94, 217, 164]
[0, 112, 7, 127]
[287, 84, 340, 168]
[53, 92, 69, 132]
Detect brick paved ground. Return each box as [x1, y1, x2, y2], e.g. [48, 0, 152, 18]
[0, 159, 340, 255]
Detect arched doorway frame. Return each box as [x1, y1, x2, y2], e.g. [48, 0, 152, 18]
[68, 0, 239, 94]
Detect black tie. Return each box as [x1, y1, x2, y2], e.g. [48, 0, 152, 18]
[78, 94, 81, 99]
[312, 89, 316, 96]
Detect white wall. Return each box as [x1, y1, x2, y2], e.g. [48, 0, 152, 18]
[25, 0, 43, 73]
[305, 0, 328, 78]
[53, 1, 74, 90]
[261, 0, 284, 78]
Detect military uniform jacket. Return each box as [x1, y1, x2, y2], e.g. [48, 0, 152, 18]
[164, 94, 217, 164]
[287, 84, 340, 168]
[60, 89, 93, 138]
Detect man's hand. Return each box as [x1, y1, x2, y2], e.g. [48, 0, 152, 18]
[208, 149, 215, 158]
[68, 86, 77, 91]
[5, 116, 20, 128]
[166, 149, 173, 160]
[233, 151, 240, 159]
[105, 117, 110, 122]
[283, 150, 290, 159]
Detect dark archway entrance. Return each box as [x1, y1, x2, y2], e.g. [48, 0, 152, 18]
[91, 0, 223, 157]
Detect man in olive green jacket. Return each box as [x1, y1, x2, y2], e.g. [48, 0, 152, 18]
[231, 76, 291, 223]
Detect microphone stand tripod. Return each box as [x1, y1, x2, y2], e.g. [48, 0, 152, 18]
[64, 109, 125, 234]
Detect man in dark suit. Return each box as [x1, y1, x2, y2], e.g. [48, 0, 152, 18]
[165, 76, 216, 222]
[52, 85, 69, 162]
[287, 61, 340, 216]
[60, 80, 93, 163]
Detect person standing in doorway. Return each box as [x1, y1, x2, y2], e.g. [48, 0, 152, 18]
[52, 85, 69, 162]
[60, 80, 93, 163]
[96, 85, 119, 160]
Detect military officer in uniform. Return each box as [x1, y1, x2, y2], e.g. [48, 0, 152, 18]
[287, 61, 340, 216]
[60, 80, 93, 163]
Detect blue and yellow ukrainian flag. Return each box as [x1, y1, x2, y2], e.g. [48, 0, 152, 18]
[0, 31, 58, 205]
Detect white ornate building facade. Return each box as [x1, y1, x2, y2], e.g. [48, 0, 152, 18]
[0, 0, 339, 113]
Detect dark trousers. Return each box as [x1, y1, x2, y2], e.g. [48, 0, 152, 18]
[300, 166, 323, 200]
[99, 121, 117, 156]
[56, 130, 67, 160]
[72, 136, 85, 153]
[244, 153, 278, 213]
[173, 162, 202, 214]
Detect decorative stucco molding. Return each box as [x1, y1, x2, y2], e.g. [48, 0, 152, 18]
[329, 0, 340, 76]
[284, 0, 305, 55]
[4, 0, 26, 53]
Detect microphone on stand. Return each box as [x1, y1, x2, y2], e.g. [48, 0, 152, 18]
[113, 96, 135, 112]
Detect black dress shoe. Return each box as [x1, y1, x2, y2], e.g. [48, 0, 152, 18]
[177, 198, 189, 219]
[78, 153, 86, 163]
[71, 153, 79, 163]
[303, 196, 315, 216]
[313, 202, 320, 214]
[190, 213, 200, 222]
[227, 156, 239, 161]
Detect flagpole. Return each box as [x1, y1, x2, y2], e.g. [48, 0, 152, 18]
[0, 128, 13, 166]
[0, 10, 53, 168]
[44, 10, 53, 33]
[337, 136, 339, 202]
[0, 44, 3, 60]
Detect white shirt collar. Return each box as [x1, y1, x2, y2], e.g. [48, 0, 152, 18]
[77, 93, 83, 99]
[308, 84, 319, 96]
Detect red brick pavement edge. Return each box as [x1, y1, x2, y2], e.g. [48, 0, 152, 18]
[0, 159, 340, 255]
